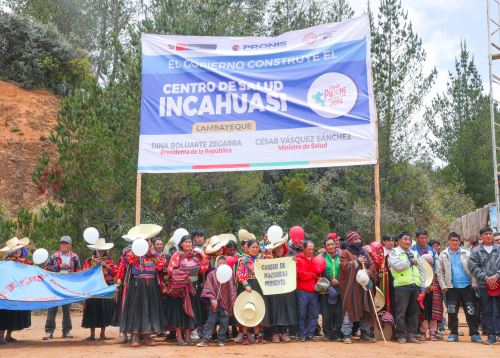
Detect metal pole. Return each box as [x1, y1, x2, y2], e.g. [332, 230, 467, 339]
[487, 0, 500, 229]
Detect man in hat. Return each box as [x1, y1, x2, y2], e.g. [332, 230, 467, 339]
[339, 230, 376, 344]
[43, 236, 81, 340]
[389, 232, 425, 344]
[468, 226, 500, 345]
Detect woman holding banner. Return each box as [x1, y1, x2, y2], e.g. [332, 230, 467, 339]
[263, 234, 298, 343]
[236, 239, 270, 344]
[0, 237, 32, 344]
[81, 239, 117, 341]
[163, 235, 209, 346]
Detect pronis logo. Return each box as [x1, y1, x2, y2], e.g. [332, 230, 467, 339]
[242, 41, 287, 50]
[167, 43, 217, 51]
[302, 32, 318, 44]
[307, 73, 358, 118]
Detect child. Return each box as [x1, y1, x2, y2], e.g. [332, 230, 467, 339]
[419, 254, 443, 341]
[197, 256, 237, 347]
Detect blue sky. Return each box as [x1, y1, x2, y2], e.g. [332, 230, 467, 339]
[351, 0, 490, 99]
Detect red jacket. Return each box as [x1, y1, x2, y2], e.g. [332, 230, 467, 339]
[296, 252, 318, 292]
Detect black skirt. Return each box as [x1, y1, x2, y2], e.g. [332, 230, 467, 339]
[237, 278, 270, 326]
[0, 309, 31, 330]
[111, 285, 124, 327]
[120, 277, 164, 334]
[82, 298, 115, 328]
[267, 291, 299, 327]
[163, 287, 204, 329]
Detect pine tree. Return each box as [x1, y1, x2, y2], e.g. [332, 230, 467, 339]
[372, 0, 436, 171]
[425, 42, 493, 205]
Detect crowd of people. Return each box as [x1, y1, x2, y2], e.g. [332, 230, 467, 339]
[0, 225, 499, 348]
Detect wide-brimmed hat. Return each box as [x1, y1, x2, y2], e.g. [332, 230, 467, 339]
[1, 237, 30, 253]
[218, 233, 237, 243]
[205, 235, 230, 254]
[356, 269, 370, 289]
[163, 236, 176, 255]
[420, 258, 434, 288]
[374, 286, 385, 311]
[122, 224, 162, 242]
[87, 238, 114, 251]
[265, 234, 288, 250]
[314, 277, 330, 293]
[233, 291, 266, 327]
[238, 229, 256, 243]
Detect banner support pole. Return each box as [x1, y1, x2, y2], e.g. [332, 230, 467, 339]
[374, 163, 381, 242]
[135, 173, 142, 225]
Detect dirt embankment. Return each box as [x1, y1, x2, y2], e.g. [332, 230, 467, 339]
[0, 79, 59, 217]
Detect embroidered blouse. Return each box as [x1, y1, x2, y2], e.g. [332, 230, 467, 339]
[167, 251, 209, 281]
[83, 256, 117, 285]
[5, 256, 32, 265]
[236, 255, 259, 285]
[122, 250, 165, 277]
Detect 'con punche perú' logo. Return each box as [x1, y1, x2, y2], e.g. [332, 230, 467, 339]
[307, 72, 358, 118]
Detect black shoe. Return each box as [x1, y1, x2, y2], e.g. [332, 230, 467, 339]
[360, 334, 375, 343]
[43, 333, 53, 341]
[62, 332, 74, 339]
[484, 335, 497, 345]
[299, 336, 306, 342]
[305, 336, 315, 341]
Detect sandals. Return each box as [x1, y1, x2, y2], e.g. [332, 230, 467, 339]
[176, 341, 189, 346]
[5, 337, 17, 343]
[84, 337, 96, 341]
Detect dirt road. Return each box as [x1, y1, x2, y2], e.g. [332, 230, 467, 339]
[0, 313, 497, 357]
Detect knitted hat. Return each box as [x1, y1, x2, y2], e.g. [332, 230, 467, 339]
[345, 230, 361, 245]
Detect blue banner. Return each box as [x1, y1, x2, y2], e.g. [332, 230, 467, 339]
[0, 262, 116, 310]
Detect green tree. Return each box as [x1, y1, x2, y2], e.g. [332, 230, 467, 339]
[0, 11, 92, 94]
[372, 0, 436, 171]
[268, 0, 354, 35]
[425, 42, 494, 205]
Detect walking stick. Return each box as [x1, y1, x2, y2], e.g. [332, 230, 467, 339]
[361, 262, 387, 345]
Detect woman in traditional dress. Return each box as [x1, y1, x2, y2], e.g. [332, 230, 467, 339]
[0, 237, 32, 344]
[236, 239, 270, 344]
[113, 245, 131, 343]
[263, 235, 298, 343]
[81, 238, 117, 341]
[117, 237, 165, 347]
[163, 235, 209, 346]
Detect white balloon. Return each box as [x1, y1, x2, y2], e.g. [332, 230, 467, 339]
[132, 239, 149, 257]
[216, 264, 232, 284]
[173, 228, 189, 246]
[33, 248, 49, 265]
[83, 227, 99, 244]
[267, 225, 283, 241]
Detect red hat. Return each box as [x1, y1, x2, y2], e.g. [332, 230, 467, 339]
[327, 233, 338, 240]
